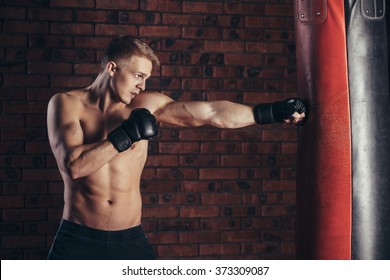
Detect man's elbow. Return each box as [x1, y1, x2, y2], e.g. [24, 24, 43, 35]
[64, 156, 85, 180]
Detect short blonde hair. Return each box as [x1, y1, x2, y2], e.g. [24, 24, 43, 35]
[101, 36, 160, 69]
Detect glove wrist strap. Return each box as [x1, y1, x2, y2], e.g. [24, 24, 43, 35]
[107, 126, 132, 152]
[253, 103, 275, 124]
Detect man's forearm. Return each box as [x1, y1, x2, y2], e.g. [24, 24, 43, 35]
[65, 140, 118, 179]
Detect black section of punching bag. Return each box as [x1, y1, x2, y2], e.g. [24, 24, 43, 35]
[345, 0, 390, 260]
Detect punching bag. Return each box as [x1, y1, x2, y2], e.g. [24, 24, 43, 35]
[345, 0, 390, 260]
[294, 0, 352, 259]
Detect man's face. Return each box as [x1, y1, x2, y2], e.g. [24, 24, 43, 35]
[110, 55, 153, 104]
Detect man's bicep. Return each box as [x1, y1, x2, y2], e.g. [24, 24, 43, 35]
[155, 100, 211, 127]
[47, 94, 84, 160]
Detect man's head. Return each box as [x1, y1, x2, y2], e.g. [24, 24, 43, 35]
[101, 36, 160, 70]
[100, 36, 160, 104]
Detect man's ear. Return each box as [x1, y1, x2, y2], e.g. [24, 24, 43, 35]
[106, 61, 117, 77]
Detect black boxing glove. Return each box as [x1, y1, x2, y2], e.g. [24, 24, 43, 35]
[108, 108, 158, 152]
[253, 98, 307, 124]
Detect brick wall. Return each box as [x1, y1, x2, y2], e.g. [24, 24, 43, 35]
[0, 0, 298, 259]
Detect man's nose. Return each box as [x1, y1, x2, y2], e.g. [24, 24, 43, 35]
[137, 80, 146, 91]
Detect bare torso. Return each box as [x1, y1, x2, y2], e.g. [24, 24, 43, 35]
[50, 89, 157, 230]
[61, 141, 147, 230]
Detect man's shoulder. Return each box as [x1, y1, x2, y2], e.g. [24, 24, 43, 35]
[133, 91, 174, 112]
[48, 90, 86, 112]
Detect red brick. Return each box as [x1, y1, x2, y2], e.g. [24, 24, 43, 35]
[2, 182, 47, 195]
[50, 75, 93, 88]
[200, 218, 241, 230]
[50, 23, 94, 35]
[29, 8, 73, 21]
[222, 205, 261, 217]
[159, 142, 199, 154]
[179, 129, 220, 141]
[201, 142, 241, 154]
[262, 205, 295, 217]
[24, 221, 58, 235]
[204, 40, 244, 52]
[95, 24, 138, 36]
[147, 231, 178, 245]
[199, 168, 239, 180]
[183, 2, 222, 14]
[23, 169, 62, 181]
[199, 243, 240, 256]
[162, 14, 202, 26]
[76, 10, 117, 23]
[139, 26, 181, 38]
[201, 193, 241, 205]
[179, 154, 219, 166]
[182, 180, 222, 193]
[241, 242, 281, 255]
[224, 2, 265, 14]
[2, 209, 48, 222]
[246, 16, 286, 28]
[146, 155, 178, 167]
[1, 235, 46, 248]
[73, 63, 100, 75]
[265, 4, 294, 16]
[0, 196, 25, 208]
[96, 0, 138, 10]
[221, 155, 261, 167]
[156, 168, 198, 180]
[182, 27, 223, 40]
[28, 61, 72, 74]
[263, 179, 296, 191]
[221, 230, 260, 242]
[179, 231, 219, 243]
[2, 128, 47, 141]
[158, 193, 200, 205]
[180, 206, 220, 218]
[0, 115, 25, 127]
[141, 180, 180, 193]
[3, 74, 49, 87]
[246, 42, 285, 54]
[119, 12, 161, 25]
[157, 245, 198, 257]
[262, 129, 297, 141]
[141, 1, 181, 12]
[3, 20, 49, 34]
[0, 7, 26, 19]
[52, 49, 96, 63]
[0, 34, 27, 47]
[157, 219, 199, 233]
[50, 0, 95, 8]
[29, 34, 73, 47]
[143, 206, 178, 218]
[25, 195, 64, 208]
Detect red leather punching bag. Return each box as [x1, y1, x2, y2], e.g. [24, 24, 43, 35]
[294, 0, 352, 259]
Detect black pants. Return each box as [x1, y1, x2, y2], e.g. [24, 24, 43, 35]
[48, 219, 156, 260]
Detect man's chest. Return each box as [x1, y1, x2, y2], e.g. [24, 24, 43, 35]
[79, 109, 130, 144]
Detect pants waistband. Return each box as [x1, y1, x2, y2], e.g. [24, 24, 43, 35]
[59, 219, 145, 241]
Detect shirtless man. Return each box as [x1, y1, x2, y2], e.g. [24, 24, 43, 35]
[47, 36, 306, 260]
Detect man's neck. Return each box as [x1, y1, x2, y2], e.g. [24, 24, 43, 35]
[86, 72, 123, 113]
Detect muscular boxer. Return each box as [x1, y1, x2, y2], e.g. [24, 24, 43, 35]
[47, 36, 306, 260]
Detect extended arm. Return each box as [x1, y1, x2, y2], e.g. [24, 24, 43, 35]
[155, 98, 256, 128]
[152, 93, 306, 128]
